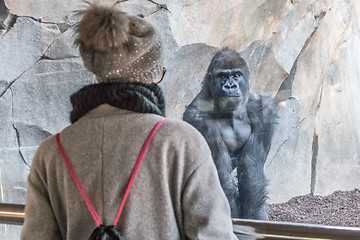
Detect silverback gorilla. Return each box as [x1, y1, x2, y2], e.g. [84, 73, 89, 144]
[183, 48, 277, 220]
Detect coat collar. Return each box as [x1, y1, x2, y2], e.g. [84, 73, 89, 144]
[77, 104, 135, 122]
[69, 82, 165, 123]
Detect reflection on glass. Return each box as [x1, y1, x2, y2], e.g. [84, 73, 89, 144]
[0, 0, 359, 235]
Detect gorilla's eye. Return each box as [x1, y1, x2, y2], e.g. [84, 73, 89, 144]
[218, 75, 227, 83]
[233, 72, 242, 78]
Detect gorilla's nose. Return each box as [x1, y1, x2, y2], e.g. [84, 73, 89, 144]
[223, 81, 239, 94]
[224, 83, 237, 90]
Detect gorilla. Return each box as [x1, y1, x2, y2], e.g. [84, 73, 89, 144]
[183, 48, 277, 220]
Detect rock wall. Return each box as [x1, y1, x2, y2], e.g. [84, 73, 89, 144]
[1, 0, 359, 233]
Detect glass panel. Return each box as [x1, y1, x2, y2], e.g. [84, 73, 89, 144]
[0, 1, 359, 236]
[0, 224, 22, 239]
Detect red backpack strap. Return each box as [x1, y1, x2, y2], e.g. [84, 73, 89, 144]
[56, 133, 102, 226]
[56, 118, 169, 227]
[113, 118, 169, 225]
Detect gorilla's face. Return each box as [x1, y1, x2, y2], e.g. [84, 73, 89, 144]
[208, 53, 250, 112]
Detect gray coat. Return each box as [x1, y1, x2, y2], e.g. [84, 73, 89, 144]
[21, 104, 237, 240]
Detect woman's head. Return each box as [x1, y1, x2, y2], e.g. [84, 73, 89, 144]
[76, 1, 164, 84]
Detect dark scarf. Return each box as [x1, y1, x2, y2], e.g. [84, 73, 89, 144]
[70, 82, 166, 123]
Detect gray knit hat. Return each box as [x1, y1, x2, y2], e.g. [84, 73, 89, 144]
[76, 1, 164, 84]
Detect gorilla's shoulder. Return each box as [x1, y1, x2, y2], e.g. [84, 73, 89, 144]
[247, 92, 279, 125]
[248, 92, 274, 107]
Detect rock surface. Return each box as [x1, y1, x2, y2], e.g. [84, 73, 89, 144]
[0, 17, 60, 83]
[160, 43, 218, 119]
[1, 1, 360, 235]
[4, 0, 83, 23]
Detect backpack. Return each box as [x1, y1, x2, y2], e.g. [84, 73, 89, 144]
[56, 119, 169, 239]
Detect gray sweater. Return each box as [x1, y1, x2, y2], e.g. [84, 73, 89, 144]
[21, 104, 237, 240]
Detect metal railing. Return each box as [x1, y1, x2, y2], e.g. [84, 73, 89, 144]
[233, 219, 360, 240]
[0, 203, 25, 225]
[1, 203, 360, 239]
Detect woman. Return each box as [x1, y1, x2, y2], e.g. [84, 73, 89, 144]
[21, 1, 238, 239]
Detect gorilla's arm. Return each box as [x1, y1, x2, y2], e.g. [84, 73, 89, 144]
[183, 96, 200, 128]
[183, 88, 213, 128]
[246, 94, 276, 160]
[237, 93, 277, 219]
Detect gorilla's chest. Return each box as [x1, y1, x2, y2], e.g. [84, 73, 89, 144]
[220, 119, 251, 154]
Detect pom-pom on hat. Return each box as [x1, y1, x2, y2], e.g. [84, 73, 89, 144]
[76, 1, 164, 84]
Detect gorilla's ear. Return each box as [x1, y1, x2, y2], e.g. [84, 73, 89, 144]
[246, 67, 250, 78]
[203, 72, 211, 88]
[206, 72, 211, 80]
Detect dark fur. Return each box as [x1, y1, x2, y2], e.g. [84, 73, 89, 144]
[76, 1, 130, 51]
[89, 225, 124, 240]
[183, 48, 277, 219]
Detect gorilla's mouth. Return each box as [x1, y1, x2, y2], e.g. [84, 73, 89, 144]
[219, 96, 241, 101]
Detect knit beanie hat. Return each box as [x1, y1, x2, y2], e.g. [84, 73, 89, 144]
[76, 1, 164, 84]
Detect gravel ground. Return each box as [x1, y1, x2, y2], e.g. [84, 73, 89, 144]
[268, 189, 360, 228]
